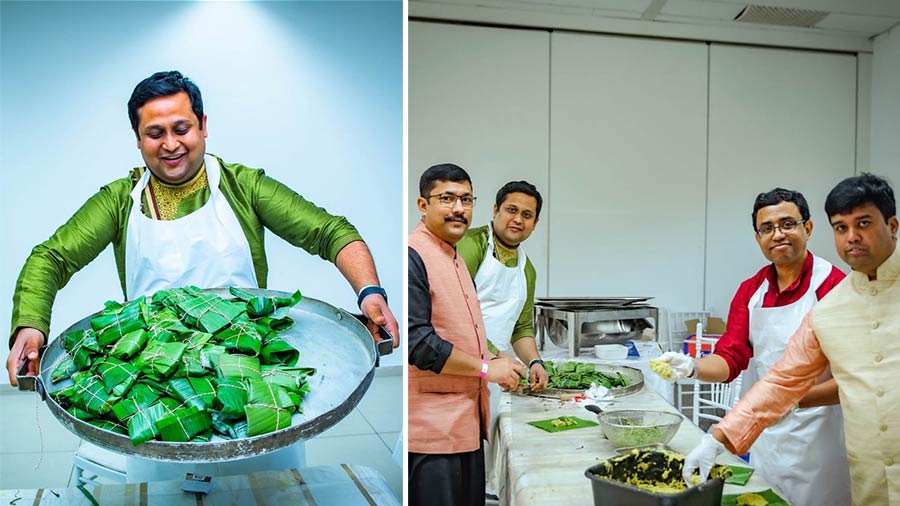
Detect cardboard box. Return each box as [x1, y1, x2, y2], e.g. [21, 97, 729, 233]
[684, 317, 726, 334]
[682, 317, 726, 357]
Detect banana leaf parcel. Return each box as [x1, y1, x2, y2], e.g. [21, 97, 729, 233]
[244, 379, 295, 437]
[90, 297, 146, 346]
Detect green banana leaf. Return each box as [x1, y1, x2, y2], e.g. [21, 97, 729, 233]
[285, 391, 304, 413]
[109, 329, 149, 360]
[216, 318, 265, 356]
[135, 341, 187, 378]
[229, 287, 303, 317]
[90, 297, 146, 346]
[156, 406, 212, 442]
[260, 365, 315, 395]
[200, 345, 227, 370]
[88, 419, 128, 435]
[70, 371, 118, 416]
[172, 286, 246, 334]
[190, 428, 214, 443]
[254, 316, 295, 333]
[215, 378, 248, 418]
[111, 384, 160, 423]
[259, 337, 300, 367]
[127, 397, 180, 445]
[211, 412, 236, 439]
[143, 307, 192, 342]
[216, 353, 262, 382]
[184, 331, 213, 351]
[93, 357, 141, 397]
[166, 377, 216, 411]
[63, 329, 101, 371]
[244, 379, 295, 437]
[50, 356, 77, 383]
[175, 349, 207, 378]
[67, 406, 97, 421]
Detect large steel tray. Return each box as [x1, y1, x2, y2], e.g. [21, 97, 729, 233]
[516, 363, 644, 399]
[17, 288, 391, 462]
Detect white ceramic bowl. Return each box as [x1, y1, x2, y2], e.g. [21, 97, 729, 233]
[594, 344, 629, 360]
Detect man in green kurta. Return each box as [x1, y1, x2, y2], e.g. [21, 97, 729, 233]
[7, 70, 398, 385]
[457, 181, 547, 390]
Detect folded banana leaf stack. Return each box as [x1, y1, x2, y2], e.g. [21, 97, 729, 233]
[49, 286, 315, 447]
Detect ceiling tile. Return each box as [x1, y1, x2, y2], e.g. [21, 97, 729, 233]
[814, 12, 900, 35]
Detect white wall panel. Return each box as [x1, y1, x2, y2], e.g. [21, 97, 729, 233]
[409, 22, 551, 296]
[871, 25, 900, 185]
[705, 44, 856, 318]
[548, 32, 709, 312]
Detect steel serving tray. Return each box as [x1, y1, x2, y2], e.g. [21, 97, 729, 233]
[17, 288, 390, 462]
[516, 364, 644, 399]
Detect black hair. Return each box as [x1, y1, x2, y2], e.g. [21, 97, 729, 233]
[825, 173, 896, 222]
[495, 180, 543, 219]
[419, 163, 472, 197]
[751, 188, 810, 230]
[127, 71, 204, 136]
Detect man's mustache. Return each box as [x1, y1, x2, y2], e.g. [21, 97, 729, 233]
[445, 216, 468, 225]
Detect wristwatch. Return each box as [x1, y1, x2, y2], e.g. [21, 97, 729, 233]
[528, 358, 544, 369]
[356, 285, 387, 309]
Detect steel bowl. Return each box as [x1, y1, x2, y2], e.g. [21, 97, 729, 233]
[596, 409, 683, 449]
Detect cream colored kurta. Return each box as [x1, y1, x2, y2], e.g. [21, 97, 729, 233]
[718, 245, 900, 506]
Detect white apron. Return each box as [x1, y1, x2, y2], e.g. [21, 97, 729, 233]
[747, 254, 851, 506]
[124, 154, 258, 299]
[122, 154, 304, 481]
[475, 226, 528, 493]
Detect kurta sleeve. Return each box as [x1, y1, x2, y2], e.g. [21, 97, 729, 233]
[251, 172, 363, 263]
[10, 185, 123, 347]
[716, 311, 829, 454]
[456, 226, 488, 279]
[408, 247, 453, 373]
[711, 279, 757, 382]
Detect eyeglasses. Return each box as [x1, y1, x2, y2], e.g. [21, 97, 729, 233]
[756, 219, 807, 237]
[424, 193, 477, 208]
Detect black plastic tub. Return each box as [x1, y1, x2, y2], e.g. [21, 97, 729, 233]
[584, 450, 731, 506]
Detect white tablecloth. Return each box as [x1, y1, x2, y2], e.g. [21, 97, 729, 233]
[490, 387, 774, 506]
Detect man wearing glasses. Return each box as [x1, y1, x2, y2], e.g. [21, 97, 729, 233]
[408, 164, 526, 506]
[651, 188, 850, 505]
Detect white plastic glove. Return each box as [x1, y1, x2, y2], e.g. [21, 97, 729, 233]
[683, 433, 726, 487]
[585, 382, 611, 401]
[649, 352, 694, 382]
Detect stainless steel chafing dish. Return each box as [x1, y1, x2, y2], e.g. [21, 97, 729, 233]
[535, 297, 659, 357]
[17, 288, 393, 463]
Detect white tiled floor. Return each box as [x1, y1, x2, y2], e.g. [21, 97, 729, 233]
[0, 368, 401, 498]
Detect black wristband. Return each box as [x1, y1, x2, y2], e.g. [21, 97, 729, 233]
[528, 358, 544, 369]
[357, 286, 387, 309]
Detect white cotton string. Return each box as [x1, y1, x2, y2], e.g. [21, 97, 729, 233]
[33, 391, 44, 470]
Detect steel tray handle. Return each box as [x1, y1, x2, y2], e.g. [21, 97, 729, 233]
[15, 345, 47, 400]
[376, 325, 395, 357]
[351, 314, 395, 365]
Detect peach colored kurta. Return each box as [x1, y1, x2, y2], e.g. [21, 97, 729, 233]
[408, 222, 491, 454]
[718, 245, 900, 506]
